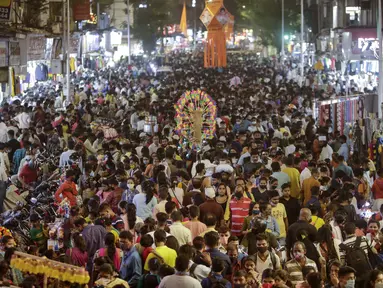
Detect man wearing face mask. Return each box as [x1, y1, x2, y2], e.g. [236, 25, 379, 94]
[337, 266, 356, 288]
[228, 185, 251, 236]
[254, 234, 281, 275]
[251, 177, 269, 203]
[285, 241, 318, 286]
[241, 217, 278, 255]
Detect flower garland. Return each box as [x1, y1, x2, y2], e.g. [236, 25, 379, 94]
[10, 252, 90, 285]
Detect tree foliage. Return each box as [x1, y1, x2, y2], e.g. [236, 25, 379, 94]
[126, 0, 180, 53]
[235, 0, 300, 49]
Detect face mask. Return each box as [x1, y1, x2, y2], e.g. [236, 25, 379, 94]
[143, 160, 149, 165]
[235, 192, 242, 200]
[294, 252, 304, 260]
[345, 279, 355, 288]
[259, 185, 267, 190]
[252, 209, 260, 215]
[128, 184, 135, 190]
[232, 158, 238, 164]
[257, 246, 268, 253]
[220, 160, 226, 164]
[375, 283, 383, 288]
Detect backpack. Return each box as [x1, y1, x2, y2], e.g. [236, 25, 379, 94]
[339, 236, 372, 276]
[209, 276, 229, 288]
[150, 250, 165, 265]
[189, 263, 198, 279]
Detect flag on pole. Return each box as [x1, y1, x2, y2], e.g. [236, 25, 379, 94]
[180, 2, 187, 36]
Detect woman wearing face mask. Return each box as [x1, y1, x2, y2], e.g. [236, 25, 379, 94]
[259, 202, 280, 238]
[366, 270, 383, 288]
[121, 177, 139, 204]
[242, 203, 261, 236]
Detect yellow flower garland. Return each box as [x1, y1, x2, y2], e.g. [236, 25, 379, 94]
[10, 256, 90, 285]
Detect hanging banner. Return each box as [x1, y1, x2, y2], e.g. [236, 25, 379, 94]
[28, 36, 46, 61]
[0, 41, 8, 67]
[9, 41, 20, 66]
[69, 34, 81, 54]
[73, 0, 90, 21]
[0, 0, 13, 21]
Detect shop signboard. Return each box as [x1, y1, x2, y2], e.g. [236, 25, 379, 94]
[73, 0, 90, 21]
[0, 41, 8, 67]
[28, 36, 46, 61]
[0, 0, 13, 21]
[9, 41, 20, 66]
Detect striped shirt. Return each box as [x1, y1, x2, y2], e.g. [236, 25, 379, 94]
[339, 235, 370, 266]
[285, 257, 318, 286]
[229, 197, 251, 236]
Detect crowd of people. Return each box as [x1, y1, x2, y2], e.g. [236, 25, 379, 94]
[0, 53, 380, 288]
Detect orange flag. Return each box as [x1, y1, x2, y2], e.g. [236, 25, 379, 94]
[180, 1, 187, 36]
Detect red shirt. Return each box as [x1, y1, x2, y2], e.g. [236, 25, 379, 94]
[55, 180, 78, 206]
[229, 197, 251, 236]
[19, 165, 38, 184]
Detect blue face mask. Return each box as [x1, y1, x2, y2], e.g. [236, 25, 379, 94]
[345, 279, 355, 288]
[252, 210, 260, 215]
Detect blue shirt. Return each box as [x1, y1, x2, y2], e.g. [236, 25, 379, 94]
[265, 215, 280, 238]
[12, 148, 26, 174]
[272, 171, 291, 189]
[132, 193, 157, 220]
[201, 273, 232, 288]
[120, 246, 142, 288]
[338, 143, 349, 162]
[205, 248, 232, 277]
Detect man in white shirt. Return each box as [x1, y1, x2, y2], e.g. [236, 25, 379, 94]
[0, 119, 7, 143]
[300, 162, 315, 187]
[179, 244, 211, 281]
[148, 135, 160, 156]
[13, 108, 31, 130]
[319, 143, 334, 161]
[169, 211, 192, 246]
[59, 140, 76, 167]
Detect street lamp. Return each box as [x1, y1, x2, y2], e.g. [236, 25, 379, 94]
[281, 0, 284, 58]
[127, 0, 131, 64]
[193, 0, 197, 49]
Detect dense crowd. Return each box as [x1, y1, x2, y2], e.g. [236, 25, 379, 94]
[0, 53, 380, 288]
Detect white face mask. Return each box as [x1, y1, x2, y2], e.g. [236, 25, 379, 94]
[375, 283, 383, 288]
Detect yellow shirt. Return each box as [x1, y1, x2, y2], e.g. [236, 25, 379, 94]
[144, 245, 177, 271]
[199, 227, 217, 238]
[282, 167, 301, 198]
[271, 203, 287, 238]
[311, 215, 325, 230]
